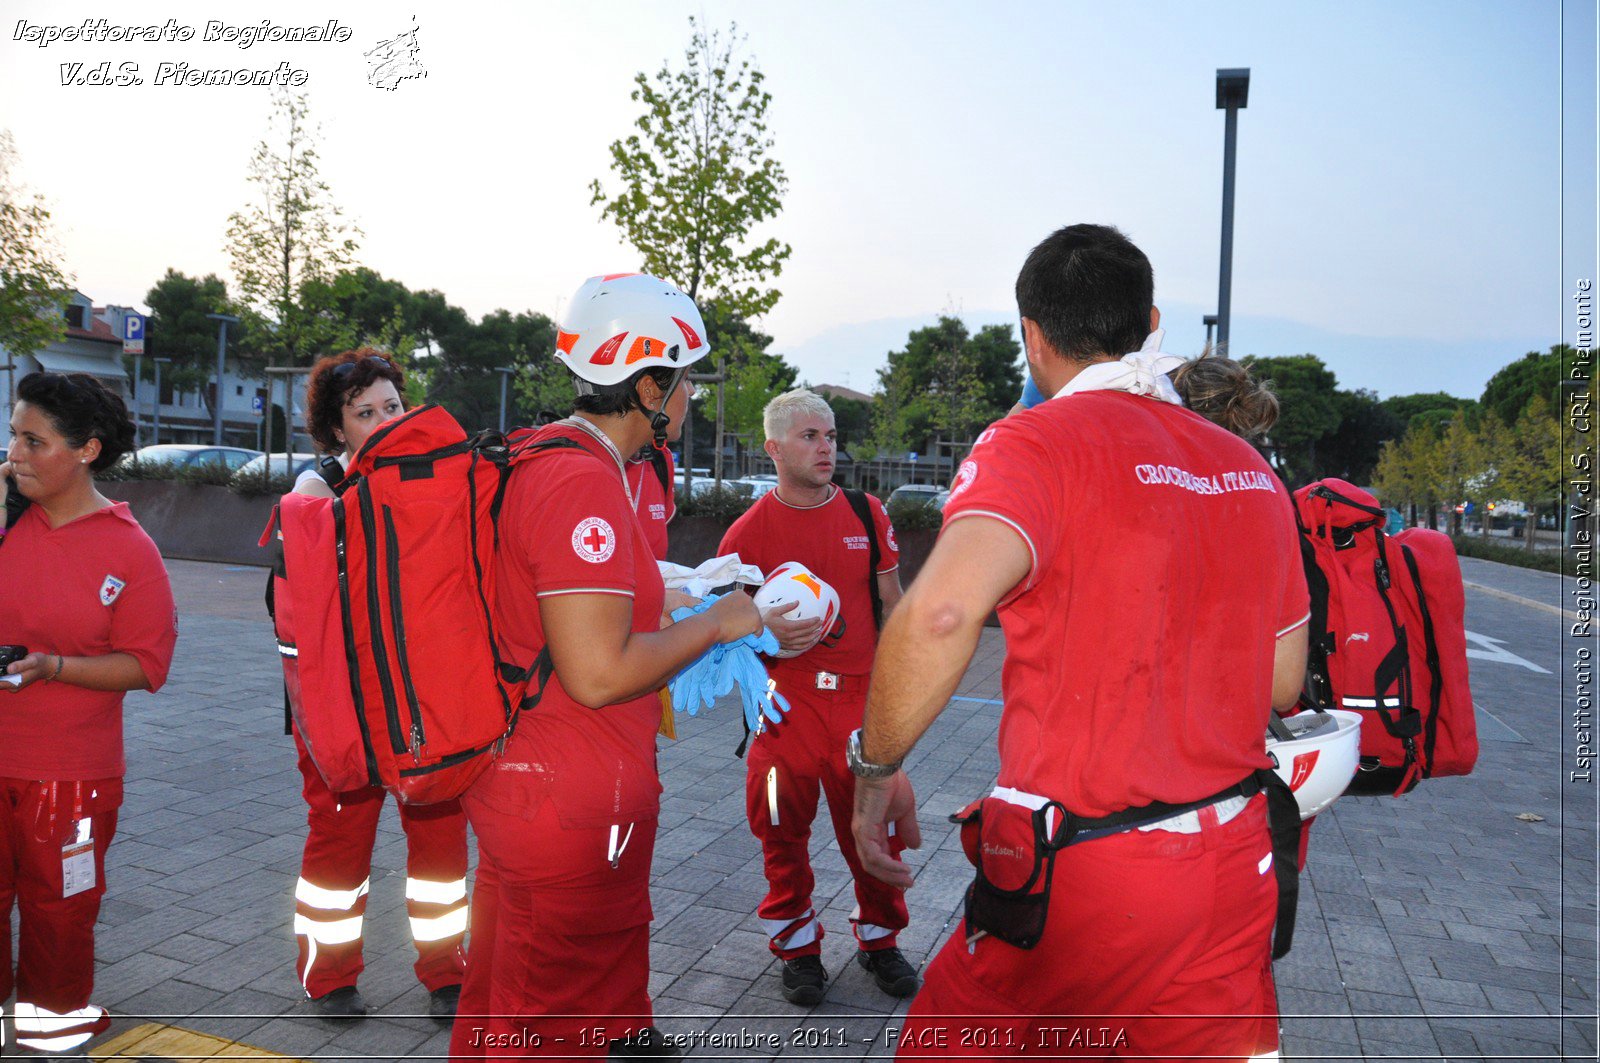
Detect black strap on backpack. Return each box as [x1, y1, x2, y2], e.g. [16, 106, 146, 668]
[1399, 543, 1443, 777]
[842, 489, 884, 630]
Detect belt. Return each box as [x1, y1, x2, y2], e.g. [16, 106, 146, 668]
[991, 776, 1266, 848]
[772, 667, 863, 691]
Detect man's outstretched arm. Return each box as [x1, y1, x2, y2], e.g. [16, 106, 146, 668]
[852, 516, 1032, 886]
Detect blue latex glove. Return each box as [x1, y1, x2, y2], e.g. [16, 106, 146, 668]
[665, 592, 790, 732]
[1019, 375, 1045, 409]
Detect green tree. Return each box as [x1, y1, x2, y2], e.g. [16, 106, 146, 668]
[1241, 354, 1342, 486]
[1480, 344, 1576, 426]
[590, 18, 791, 321]
[433, 308, 558, 433]
[1429, 408, 1490, 536]
[1497, 395, 1564, 549]
[1380, 391, 1475, 435]
[0, 130, 72, 366]
[875, 317, 1022, 451]
[1373, 421, 1442, 527]
[1320, 387, 1404, 485]
[702, 302, 796, 440]
[828, 395, 873, 453]
[143, 269, 239, 418]
[225, 90, 360, 367]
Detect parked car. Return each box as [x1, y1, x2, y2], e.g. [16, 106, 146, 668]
[122, 443, 262, 471]
[232, 452, 322, 484]
[887, 483, 943, 510]
[735, 478, 779, 500]
[674, 472, 753, 499]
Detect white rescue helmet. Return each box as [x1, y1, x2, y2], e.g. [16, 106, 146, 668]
[1265, 709, 1362, 820]
[554, 273, 710, 390]
[754, 562, 841, 659]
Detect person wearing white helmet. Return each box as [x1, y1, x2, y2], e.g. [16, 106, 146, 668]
[717, 388, 917, 1008]
[850, 225, 1310, 1061]
[448, 273, 761, 1061]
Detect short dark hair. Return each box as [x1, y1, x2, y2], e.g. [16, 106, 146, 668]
[573, 366, 678, 418]
[1015, 224, 1153, 363]
[304, 348, 407, 454]
[15, 372, 136, 471]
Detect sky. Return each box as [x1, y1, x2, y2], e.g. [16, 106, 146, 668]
[1, 1, 1593, 401]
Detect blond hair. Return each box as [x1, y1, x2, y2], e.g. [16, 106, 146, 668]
[763, 388, 835, 443]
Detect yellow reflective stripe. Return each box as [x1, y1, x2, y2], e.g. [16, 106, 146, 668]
[409, 905, 469, 942]
[293, 912, 363, 945]
[295, 876, 370, 911]
[405, 877, 467, 905]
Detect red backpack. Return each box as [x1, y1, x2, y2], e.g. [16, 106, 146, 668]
[263, 404, 580, 804]
[1294, 479, 1478, 795]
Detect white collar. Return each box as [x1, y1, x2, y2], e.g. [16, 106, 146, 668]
[1052, 329, 1186, 406]
[557, 416, 634, 509]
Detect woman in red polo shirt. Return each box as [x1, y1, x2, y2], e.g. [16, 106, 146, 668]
[0, 372, 177, 1054]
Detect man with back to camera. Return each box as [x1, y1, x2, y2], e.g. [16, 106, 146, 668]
[850, 224, 1309, 1059]
[718, 388, 920, 1007]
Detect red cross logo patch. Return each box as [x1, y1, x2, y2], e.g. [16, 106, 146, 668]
[571, 517, 617, 563]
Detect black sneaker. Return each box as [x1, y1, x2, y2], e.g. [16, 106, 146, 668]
[607, 1025, 682, 1059]
[857, 947, 919, 998]
[780, 954, 827, 1006]
[308, 985, 368, 1021]
[428, 984, 461, 1023]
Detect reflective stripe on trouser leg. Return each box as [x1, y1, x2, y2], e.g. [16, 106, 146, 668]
[406, 876, 470, 943]
[14, 1002, 110, 1052]
[850, 904, 896, 945]
[760, 909, 820, 952]
[295, 876, 369, 992]
[767, 767, 780, 827]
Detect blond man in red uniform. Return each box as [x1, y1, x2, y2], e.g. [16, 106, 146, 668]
[852, 224, 1309, 1060]
[718, 388, 918, 1007]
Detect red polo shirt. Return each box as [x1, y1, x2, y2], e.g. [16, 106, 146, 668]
[719, 486, 899, 676]
[942, 392, 1308, 817]
[629, 445, 675, 561]
[0, 502, 177, 779]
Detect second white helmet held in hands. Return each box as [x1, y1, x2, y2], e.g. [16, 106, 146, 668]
[754, 562, 841, 659]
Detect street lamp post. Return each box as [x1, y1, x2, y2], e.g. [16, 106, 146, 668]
[1203, 314, 1219, 352]
[152, 358, 172, 444]
[1215, 68, 1250, 354]
[494, 366, 516, 434]
[205, 313, 240, 445]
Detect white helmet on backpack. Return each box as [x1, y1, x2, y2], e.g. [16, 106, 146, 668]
[555, 273, 710, 390]
[754, 562, 841, 659]
[1265, 709, 1363, 820]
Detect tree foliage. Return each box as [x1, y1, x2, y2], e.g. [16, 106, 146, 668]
[143, 269, 238, 415]
[590, 18, 791, 321]
[0, 130, 72, 361]
[872, 317, 1022, 453]
[1240, 354, 1342, 485]
[1480, 344, 1576, 426]
[225, 90, 360, 367]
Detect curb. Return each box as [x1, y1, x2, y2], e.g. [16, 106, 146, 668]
[1461, 579, 1580, 623]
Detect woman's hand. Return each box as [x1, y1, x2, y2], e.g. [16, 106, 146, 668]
[707, 591, 763, 644]
[0, 652, 56, 692]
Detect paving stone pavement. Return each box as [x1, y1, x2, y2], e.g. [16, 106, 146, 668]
[8, 556, 1594, 1061]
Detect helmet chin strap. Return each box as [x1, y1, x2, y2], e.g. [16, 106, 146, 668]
[646, 368, 687, 448]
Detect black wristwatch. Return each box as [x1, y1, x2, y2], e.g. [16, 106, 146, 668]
[846, 728, 903, 779]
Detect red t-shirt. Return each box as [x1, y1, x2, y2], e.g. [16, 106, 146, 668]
[491, 423, 667, 824]
[942, 391, 1309, 817]
[0, 502, 178, 779]
[719, 487, 899, 676]
[629, 445, 675, 561]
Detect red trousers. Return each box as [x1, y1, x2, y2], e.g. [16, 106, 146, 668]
[746, 670, 907, 959]
[293, 729, 467, 998]
[451, 760, 657, 1060]
[898, 796, 1280, 1062]
[0, 777, 120, 1014]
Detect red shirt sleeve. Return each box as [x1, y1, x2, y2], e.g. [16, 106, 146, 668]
[110, 534, 178, 691]
[516, 461, 639, 599]
[869, 493, 900, 573]
[940, 417, 1061, 597]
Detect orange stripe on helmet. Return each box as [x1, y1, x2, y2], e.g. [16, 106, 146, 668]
[600, 272, 641, 281]
[556, 330, 579, 355]
[793, 573, 823, 599]
[625, 335, 669, 365]
[590, 333, 628, 366]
